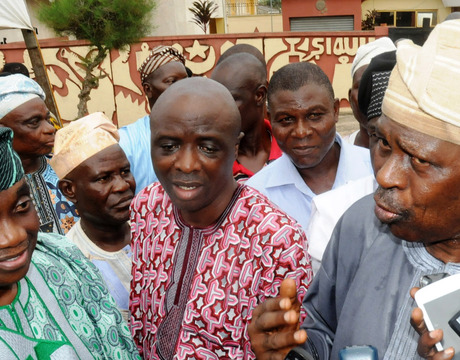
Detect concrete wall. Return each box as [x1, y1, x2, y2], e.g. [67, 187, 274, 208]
[282, 0, 362, 31]
[0, 30, 387, 126]
[226, 15, 283, 33]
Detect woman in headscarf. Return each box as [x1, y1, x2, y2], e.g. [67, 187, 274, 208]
[0, 74, 79, 234]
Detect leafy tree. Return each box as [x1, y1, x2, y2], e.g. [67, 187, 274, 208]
[362, 9, 378, 30]
[38, 0, 156, 118]
[189, 0, 218, 34]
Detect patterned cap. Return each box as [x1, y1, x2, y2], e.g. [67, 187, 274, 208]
[50, 112, 119, 179]
[0, 127, 24, 191]
[0, 74, 45, 120]
[138, 45, 186, 83]
[351, 37, 396, 77]
[382, 19, 460, 145]
[358, 50, 396, 121]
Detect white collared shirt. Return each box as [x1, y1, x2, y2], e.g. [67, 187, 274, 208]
[246, 134, 373, 232]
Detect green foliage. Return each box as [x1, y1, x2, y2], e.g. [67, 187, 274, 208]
[38, 0, 156, 50]
[37, 0, 156, 118]
[362, 9, 377, 30]
[189, 0, 218, 33]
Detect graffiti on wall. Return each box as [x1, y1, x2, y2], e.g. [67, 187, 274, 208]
[0, 32, 380, 127]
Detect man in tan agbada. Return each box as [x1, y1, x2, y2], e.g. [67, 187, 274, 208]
[51, 112, 135, 322]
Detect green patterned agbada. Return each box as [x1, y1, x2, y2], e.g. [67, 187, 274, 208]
[0, 232, 140, 359]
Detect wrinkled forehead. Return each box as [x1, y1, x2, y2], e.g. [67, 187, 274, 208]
[269, 83, 334, 109]
[376, 114, 460, 160]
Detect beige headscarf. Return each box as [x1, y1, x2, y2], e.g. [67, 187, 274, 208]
[50, 112, 119, 179]
[382, 19, 460, 145]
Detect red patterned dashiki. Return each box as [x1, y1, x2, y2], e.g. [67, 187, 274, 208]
[232, 119, 282, 182]
[130, 184, 312, 359]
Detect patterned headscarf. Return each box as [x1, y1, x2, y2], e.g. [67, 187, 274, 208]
[0, 74, 45, 120]
[382, 19, 460, 145]
[51, 112, 120, 179]
[0, 127, 24, 191]
[138, 45, 186, 83]
[358, 51, 396, 121]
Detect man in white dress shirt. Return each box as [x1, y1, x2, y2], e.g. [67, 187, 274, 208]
[246, 62, 373, 234]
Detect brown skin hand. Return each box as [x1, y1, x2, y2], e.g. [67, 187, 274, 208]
[410, 287, 455, 360]
[248, 278, 307, 360]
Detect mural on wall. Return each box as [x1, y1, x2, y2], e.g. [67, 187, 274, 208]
[0, 31, 383, 127]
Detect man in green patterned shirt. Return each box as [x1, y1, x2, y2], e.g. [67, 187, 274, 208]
[0, 126, 140, 359]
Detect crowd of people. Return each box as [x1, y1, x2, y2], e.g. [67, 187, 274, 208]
[0, 17, 459, 360]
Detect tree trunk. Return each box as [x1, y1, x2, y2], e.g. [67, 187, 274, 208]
[76, 47, 108, 119]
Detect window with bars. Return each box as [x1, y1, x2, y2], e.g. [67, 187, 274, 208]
[375, 10, 437, 27]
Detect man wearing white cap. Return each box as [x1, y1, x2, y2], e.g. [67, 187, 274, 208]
[248, 20, 460, 360]
[119, 45, 188, 194]
[0, 74, 79, 234]
[347, 37, 395, 148]
[51, 112, 135, 322]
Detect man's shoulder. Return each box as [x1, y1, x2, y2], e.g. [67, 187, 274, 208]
[119, 114, 150, 133]
[131, 182, 168, 209]
[246, 154, 291, 190]
[340, 139, 372, 163]
[33, 232, 99, 276]
[341, 193, 376, 222]
[238, 185, 305, 231]
[334, 193, 385, 243]
[118, 115, 150, 146]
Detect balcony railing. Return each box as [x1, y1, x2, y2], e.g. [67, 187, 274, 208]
[225, 2, 281, 16]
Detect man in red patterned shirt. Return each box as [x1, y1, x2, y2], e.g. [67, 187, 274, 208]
[129, 77, 312, 359]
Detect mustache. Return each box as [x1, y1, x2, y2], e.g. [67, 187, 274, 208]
[374, 187, 411, 219]
[0, 240, 29, 262]
[171, 175, 201, 183]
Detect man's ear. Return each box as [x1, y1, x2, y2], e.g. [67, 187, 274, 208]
[235, 131, 245, 158]
[333, 98, 340, 123]
[58, 179, 77, 204]
[255, 85, 267, 106]
[143, 82, 153, 99]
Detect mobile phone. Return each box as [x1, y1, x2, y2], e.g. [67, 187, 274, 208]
[419, 273, 450, 288]
[285, 347, 314, 360]
[449, 310, 460, 337]
[415, 273, 460, 359]
[338, 345, 378, 359]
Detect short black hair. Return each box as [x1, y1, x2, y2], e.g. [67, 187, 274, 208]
[268, 62, 334, 111]
[213, 52, 267, 86]
[2, 63, 29, 77]
[217, 43, 266, 69]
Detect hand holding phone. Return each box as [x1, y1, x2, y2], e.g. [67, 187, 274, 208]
[414, 273, 460, 360]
